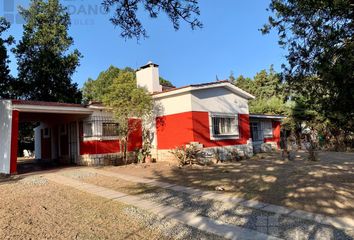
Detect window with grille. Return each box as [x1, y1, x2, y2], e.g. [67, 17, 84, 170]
[83, 122, 93, 137]
[81, 116, 119, 140]
[211, 114, 239, 138]
[102, 123, 119, 137]
[262, 121, 273, 138]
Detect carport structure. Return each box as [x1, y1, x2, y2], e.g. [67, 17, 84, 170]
[0, 100, 93, 174]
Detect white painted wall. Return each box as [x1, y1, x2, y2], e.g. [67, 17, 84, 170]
[34, 126, 41, 159]
[0, 100, 13, 174]
[136, 63, 162, 93]
[191, 87, 249, 114]
[154, 86, 249, 117]
[154, 93, 192, 116]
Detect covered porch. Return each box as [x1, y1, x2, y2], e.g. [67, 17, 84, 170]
[0, 100, 92, 174]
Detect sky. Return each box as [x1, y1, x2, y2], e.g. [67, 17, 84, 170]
[2, 0, 286, 88]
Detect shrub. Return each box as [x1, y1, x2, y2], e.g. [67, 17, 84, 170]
[170, 144, 202, 166]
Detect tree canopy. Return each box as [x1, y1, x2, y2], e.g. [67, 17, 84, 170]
[262, 0, 354, 132]
[102, 71, 153, 161]
[14, 0, 82, 103]
[232, 66, 288, 115]
[102, 0, 202, 39]
[0, 18, 15, 99]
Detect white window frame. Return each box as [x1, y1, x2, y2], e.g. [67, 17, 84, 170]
[209, 113, 239, 140]
[83, 122, 93, 138]
[82, 121, 120, 142]
[262, 121, 273, 138]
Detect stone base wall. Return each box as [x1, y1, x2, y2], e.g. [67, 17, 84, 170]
[77, 152, 136, 166]
[153, 140, 254, 162]
[253, 141, 278, 153]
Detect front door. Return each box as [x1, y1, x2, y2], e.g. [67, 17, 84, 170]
[251, 122, 263, 141]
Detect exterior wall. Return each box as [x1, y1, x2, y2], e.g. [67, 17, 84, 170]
[0, 101, 13, 174]
[264, 121, 281, 148]
[191, 87, 249, 114]
[34, 126, 41, 159]
[79, 118, 142, 155]
[156, 111, 251, 150]
[154, 87, 252, 157]
[192, 112, 251, 147]
[154, 93, 192, 116]
[80, 140, 120, 155]
[78, 152, 135, 166]
[156, 112, 195, 149]
[10, 110, 19, 173]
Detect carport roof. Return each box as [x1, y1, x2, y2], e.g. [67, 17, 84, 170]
[12, 100, 84, 107]
[249, 114, 285, 120]
[11, 100, 93, 114]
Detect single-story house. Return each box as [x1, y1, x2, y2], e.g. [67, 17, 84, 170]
[0, 62, 283, 174]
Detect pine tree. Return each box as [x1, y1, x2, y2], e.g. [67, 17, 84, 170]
[14, 0, 82, 103]
[0, 17, 15, 99]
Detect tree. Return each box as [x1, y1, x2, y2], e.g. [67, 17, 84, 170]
[0, 17, 15, 99]
[262, 0, 354, 133]
[102, 0, 202, 39]
[159, 76, 174, 87]
[82, 66, 128, 103]
[102, 71, 153, 163]
[82, 66, 174, 102]
[14, 0, 82, 103]
[232, 67, 288, 115]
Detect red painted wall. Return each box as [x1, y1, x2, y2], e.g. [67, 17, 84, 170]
[10, 110, 19, 174]
[156, 112, 195, 149]
[127, 119, 143, 151]
[80, 140, 120, 155]
[156, 111, 251, 149]
[79, 119, 143, 155]
[192, 112, 250, 147]
[264, 121, 281, 148]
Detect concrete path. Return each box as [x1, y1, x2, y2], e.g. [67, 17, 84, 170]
[44, 173, 280, 240]
[81, 168, 354, 231]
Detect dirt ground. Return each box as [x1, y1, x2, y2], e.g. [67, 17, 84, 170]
[0, 176, 176, 240]
[102, 151, 354, 218]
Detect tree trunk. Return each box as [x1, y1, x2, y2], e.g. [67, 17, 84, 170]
[308, 129, 318, 161]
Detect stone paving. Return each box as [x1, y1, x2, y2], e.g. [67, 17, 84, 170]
[43, 168, 354, 239]
[80, 168, 354, 231]
[44, 173, 279, 240]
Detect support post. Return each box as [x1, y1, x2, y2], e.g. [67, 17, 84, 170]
[10, 110, 19, 174]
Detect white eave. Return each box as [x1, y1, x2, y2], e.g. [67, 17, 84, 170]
[12, 104, 93, 114]
[152, 82, 255, 100]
